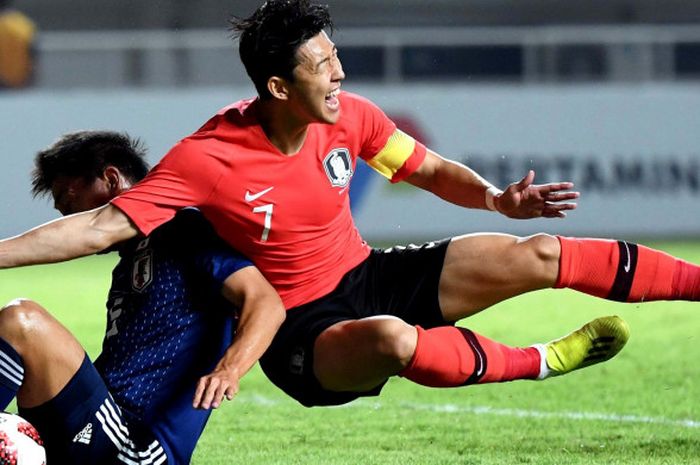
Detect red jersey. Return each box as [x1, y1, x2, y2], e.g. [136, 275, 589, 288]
[112, 92, 426, 308]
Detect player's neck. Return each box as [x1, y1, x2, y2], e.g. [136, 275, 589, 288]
[255, 100, 309, 156]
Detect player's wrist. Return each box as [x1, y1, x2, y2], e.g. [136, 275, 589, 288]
[484, 186, 502, 212]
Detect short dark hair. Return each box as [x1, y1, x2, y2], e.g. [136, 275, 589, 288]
[230, 0, 333, 99]
[32, 130, 149, 198]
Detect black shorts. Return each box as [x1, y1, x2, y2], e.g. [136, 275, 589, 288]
[259, 238, 452, 407]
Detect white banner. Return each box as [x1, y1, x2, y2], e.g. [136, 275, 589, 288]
[348, 84, 700, 241]
[0, 84, 698, 241]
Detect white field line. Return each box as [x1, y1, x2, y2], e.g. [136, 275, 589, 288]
[395, 402, 700, 429]
[238, 394, 700, 429]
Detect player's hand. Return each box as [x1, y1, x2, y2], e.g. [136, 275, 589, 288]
[495, 170, 579, 219]
[193, 368, 240, 410]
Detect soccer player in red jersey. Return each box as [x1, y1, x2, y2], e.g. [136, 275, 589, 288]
[1, 1, 699, 408]
[0, 131, 285, 464]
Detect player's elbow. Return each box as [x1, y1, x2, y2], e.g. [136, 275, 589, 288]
[267, 297, 286, 331]
[257, 294, 286, 337]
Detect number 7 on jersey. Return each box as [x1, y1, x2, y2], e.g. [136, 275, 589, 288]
[252, 204, 273, 242]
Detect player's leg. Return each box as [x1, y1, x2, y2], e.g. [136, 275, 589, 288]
[314, 316, 542, 391]
[313, 238, 557, 392]
[438, 233, 700, 321]
[438, 233, 559, 321]
[313, 316, 417, 391]
[554, 236, 700, 302]
[314, 314, 629, 392]
[0, 298, 85, 409]
[18, 348, 168, 465]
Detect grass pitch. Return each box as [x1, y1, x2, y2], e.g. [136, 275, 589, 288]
[0, 242, 698, 465]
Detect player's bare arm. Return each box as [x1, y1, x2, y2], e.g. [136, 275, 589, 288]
[405, 150, 579, 219]
[0, 203, 139, 269]
[193, 266, 286, 410]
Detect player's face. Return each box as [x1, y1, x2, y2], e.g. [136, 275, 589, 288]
[51, 175, 114, 216]
[288, 31, 345, 125]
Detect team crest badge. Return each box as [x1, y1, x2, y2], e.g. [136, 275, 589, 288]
[132, 239, 153, 292]
[323, 148, 353, 188]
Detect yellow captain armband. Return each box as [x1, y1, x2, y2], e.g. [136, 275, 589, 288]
[366, 129, 416, 180]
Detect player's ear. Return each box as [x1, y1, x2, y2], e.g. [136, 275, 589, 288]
[103, 166, 124, 194]
[267, 76, 289, 101]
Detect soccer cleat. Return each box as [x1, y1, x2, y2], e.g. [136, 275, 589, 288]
[537, 315, 630, 379]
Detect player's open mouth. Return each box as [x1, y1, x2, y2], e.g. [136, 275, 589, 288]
[325, 89, 340, 110]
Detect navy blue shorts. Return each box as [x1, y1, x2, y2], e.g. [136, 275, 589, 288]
[19, 355, 167, 465]
[260, 239, 453, 407]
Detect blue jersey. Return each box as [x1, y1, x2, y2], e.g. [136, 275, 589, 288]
[93, 209, 252, 464]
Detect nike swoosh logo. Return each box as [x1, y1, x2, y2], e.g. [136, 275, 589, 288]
[245, 186, 274, 202]
[623, 241, 631, 273]
[467, 337, 485, 377]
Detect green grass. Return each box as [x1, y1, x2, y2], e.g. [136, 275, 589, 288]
[0, 242, 699, 464]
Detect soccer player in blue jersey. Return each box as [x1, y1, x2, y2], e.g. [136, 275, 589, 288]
[0, 131, 285, 465]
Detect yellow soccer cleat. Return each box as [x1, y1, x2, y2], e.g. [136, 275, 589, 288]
[537, 315, 630, 379]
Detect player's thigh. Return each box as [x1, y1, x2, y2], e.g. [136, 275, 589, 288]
[314, 316, 417, 392]
[438, 232, 560, 320]
[0, 299, 86, 407]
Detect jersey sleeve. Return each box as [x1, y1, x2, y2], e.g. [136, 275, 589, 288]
[354, 94, 427, 183]
[111, 139, 224, 236]
[191, 243, 253, 289]
[164, 209, 254, 288]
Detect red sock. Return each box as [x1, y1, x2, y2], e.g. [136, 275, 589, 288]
[555, 236, 700, 302]
[398, 326, 541, 387]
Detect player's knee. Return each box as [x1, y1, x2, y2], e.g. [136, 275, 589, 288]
[319, 318, 416, 367]
[370, 319, 417, 366]
[521, 233, 560, 275]
[0, 299, 52, 344]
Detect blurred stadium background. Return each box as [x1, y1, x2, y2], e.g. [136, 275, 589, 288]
[1, 3, 699, 464]
[1, 0, 699, 241]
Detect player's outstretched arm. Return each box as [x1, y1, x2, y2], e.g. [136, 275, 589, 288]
[405, 150, 579, 219]
[193, 266, 285, 410]
[492, 170, 580, 219]
[0, 204, 139, 268]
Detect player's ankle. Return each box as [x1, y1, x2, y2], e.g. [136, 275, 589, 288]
[531, 344, 550, 380]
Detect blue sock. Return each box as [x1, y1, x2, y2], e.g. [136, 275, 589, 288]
[0, 337, 23, 410]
